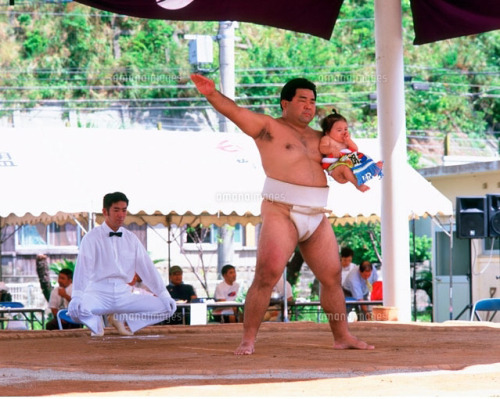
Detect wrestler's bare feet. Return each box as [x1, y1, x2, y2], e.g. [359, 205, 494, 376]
[333, 335, 375, 350]
[234, 340, 255, 355]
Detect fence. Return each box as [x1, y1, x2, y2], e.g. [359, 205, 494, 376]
[5, 282, 47, 309]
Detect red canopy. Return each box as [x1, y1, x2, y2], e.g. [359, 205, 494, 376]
[74, 0, 500, 44]
[411, 0, 500, 45]
[75, 0, 343, 40]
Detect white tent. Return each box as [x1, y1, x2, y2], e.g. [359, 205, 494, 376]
[0, 128, 452, 228]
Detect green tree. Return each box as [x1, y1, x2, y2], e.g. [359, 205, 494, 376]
[333, 222, 382, 265]
[23, 29, 48, 57]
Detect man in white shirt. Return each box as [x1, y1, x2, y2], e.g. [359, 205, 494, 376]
[343, 261, 374, 320]
[340, 247, 378, 287]
[68, 192, 176, 336]
[46, 268, 76, 330]
[340, 247, 357, 286]
[213, 264, 240, 323]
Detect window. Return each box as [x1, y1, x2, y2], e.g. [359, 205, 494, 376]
[184, 224, 245, 246]
[233, 224, 244, 245]
[16, 223, 81, 249]
[185, 224, 213, 244]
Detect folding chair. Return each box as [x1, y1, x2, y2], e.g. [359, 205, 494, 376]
[56, 309, 81, 330]
[470, 298, 500, 322]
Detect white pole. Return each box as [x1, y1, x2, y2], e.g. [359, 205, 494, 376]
[217, 21, 236, 274]
[375, 0, 412, 322]
[218, 21, 236, 133]
[283, 269, 289, 322]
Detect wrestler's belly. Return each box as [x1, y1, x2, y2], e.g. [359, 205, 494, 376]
[264, 161, 327, 187]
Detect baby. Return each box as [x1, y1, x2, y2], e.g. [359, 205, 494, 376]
[319, 109, 383, 192]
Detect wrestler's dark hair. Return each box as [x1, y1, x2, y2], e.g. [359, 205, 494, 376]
[359, 261, 373, 273]
[320, 108, 347, 135]
[221, 264, 235, 276]
[280, 78, 317, 110]
[59, 268, 73, 280]
[340, 247, 354, 259]
[103, 191, 129, 210]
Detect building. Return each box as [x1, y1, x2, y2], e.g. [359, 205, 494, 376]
[420, 160, 500, 322]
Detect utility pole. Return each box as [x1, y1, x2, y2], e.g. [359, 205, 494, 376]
[217, 21, 236, 275]
[217, 21, 236, 133]
[185, 23, 237, 276]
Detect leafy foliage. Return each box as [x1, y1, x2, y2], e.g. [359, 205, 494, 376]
[334, 222, 382, 265]
[49, 259, 76, 275]
[0, 2, 498, 164]
[22, 29, 48, 57]
[333, 224, 432, 265]
[409, 233, 432, 263]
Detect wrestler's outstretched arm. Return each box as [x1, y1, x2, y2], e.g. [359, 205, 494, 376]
[191, 74, 272, 139]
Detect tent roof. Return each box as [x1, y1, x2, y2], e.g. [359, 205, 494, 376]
[0, 128, 264, 227]
[75, 0, 500, 45]
[0, 128, 452, 227]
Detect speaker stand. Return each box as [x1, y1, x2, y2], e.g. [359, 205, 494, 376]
[454, 271, 473, 320]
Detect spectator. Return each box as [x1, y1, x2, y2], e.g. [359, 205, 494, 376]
[213, 264, 241, 323]
[343, 261, 374, 320]
[339, 247, 357, 286]
[46, 268, 80, 330]
[165, 266, 197, 325]
[340, 247, 379, 287]
[0, 281, 12, 302]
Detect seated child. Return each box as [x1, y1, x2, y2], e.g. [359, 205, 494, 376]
[319, 108, 383, 192]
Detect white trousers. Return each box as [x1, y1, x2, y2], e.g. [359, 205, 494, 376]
[79, 280, 168, 334]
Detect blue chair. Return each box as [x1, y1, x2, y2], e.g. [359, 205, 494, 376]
[56, 309, 81, 330]
[470, 298, 500, 321]
[0, 301, 24, 308]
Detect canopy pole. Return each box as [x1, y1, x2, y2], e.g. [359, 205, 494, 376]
[282, 268, 289, 322]
[412, 215, 417, 321]
[449, 220, 454, 320]
[375, 0, 412, 321]
[167, 215, 172, 272]
[72, 216, 88, 235]
[0, 218, 3, 281]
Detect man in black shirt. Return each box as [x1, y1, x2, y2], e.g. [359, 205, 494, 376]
[165, 266, 197, 324]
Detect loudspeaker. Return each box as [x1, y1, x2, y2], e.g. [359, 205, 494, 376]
[487, 194, 500, 237]
[456, 196, 487, 239]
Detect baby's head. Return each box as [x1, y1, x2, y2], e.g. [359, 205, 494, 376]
[320, 108, 347, 136]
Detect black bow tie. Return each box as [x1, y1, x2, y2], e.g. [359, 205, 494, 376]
[109, 232, 123, 237]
